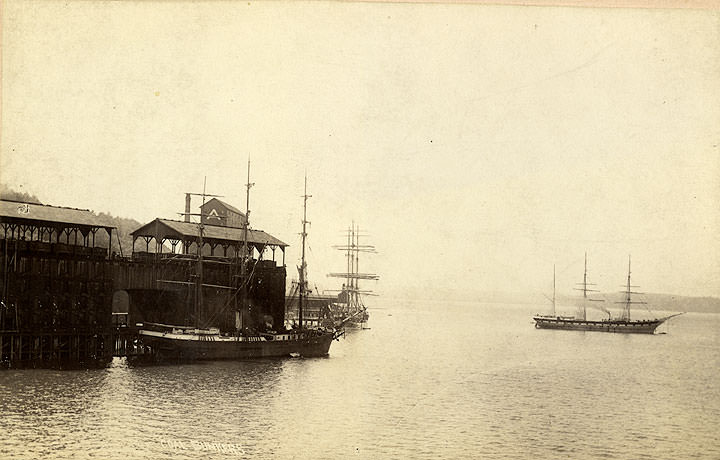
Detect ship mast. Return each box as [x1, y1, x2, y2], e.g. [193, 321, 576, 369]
[581, 253, 587, 320]
[298, 175, 311, 330]
[347, 223, 353, 309]
[352, 223, 358, 310]
[196, 178, 207, 328]
[240, 160, 254, 332]
[328, 223, 378, 318]
[625, 256, 631, 320]
[574, 252, 600, 321]
[174, 184, 222, 328]
[617, 255, 646, 321]
[551, 264, 556, 317]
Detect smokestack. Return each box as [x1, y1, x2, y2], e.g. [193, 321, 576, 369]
[184, 193, 191, 222]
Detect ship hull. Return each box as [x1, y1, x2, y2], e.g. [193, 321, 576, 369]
[137, 330, 335, 362]
[533, 316, 667, 334]
[338, 311, 369, 327]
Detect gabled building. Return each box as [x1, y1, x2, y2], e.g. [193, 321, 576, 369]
[199, 198, 247, 228]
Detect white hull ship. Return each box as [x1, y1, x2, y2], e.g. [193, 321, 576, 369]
[534, 255, 682, 334]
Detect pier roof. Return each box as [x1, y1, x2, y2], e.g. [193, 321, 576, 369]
[131, 218, 287, 248]
[0, 200, 115, 230]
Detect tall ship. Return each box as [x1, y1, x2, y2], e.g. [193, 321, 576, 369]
[533, 255, 682, 334]
[135, 167, 338, 362]
[327, 223, 378, 327]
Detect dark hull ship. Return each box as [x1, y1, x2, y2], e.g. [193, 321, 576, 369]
[138, 325, 334, 361]
[136, 169, 338, 363]
[532, 316, 675, 334]
[534, 255, 682, 334]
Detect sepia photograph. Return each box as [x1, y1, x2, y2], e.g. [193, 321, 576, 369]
[1, 0, 718, 458]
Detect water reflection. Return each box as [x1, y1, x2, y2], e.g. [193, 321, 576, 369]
[0, 358, 289, 459]
[1, 303, 719, 460]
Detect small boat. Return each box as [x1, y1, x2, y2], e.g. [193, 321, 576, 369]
[533, 255, 683, 334]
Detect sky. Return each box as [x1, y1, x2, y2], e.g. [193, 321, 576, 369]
[1, 1, 719, 299]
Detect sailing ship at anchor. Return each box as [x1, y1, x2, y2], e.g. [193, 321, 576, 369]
[533, 255, 683, 334]
[135, 167, 339, 362]
[327, 223, 379, 327]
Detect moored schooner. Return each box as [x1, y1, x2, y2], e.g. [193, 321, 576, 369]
[533, 255, 683, 334]
[135, 166, 338, 362]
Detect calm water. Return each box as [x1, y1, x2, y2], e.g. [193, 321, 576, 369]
[1, 299, 718, 459]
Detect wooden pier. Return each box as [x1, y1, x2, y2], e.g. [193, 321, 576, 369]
[1, 199, 288, 369]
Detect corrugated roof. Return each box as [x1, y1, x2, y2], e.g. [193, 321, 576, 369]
[0, 200, 115, 229]
[131, 218, 287, 247]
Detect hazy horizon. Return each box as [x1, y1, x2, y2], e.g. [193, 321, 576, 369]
[2, 2, 718, 298]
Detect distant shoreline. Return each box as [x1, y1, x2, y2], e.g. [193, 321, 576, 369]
[381, 291, 720, 314]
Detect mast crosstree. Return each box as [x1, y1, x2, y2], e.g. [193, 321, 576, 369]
[533, 254, 683, 334]
[298, 175, 311, 330]
[616, 255, 646, 321]
[572, 252, 604, 320]
[328, 223, 379, 324]
[168, 176, 221, 329]
[134, 168, 339, 362]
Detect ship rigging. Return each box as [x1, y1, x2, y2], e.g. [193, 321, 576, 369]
[533, 255, 683, 334]
[327, 223, 379, 327]
[134, 164, 338, 361]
